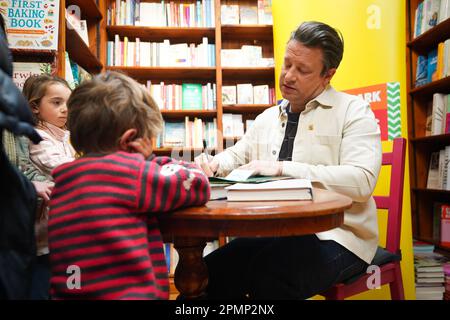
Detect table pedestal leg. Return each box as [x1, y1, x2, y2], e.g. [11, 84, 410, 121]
[173, 237, 208, 300]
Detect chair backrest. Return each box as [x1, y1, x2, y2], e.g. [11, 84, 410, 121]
[373, 138, 406, 255]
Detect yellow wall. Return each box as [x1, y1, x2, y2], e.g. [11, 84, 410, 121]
[272, 0, 415, 299]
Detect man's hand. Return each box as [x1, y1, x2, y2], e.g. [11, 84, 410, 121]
[194, 153, 219, 177]
[238, 160, 283, 176]
[31, 181, 54, 203]
[128, 137, 153, 159]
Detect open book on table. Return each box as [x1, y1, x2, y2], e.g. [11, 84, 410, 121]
[208, 168, 292, 200]
[208, 168, 291, 184]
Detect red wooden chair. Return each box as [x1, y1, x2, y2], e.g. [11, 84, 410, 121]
[321, 137, 407, 300]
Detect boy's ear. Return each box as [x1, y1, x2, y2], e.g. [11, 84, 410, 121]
[119, 129, 137, 152]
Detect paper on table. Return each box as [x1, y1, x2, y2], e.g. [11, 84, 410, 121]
[224, 169, 255, 182]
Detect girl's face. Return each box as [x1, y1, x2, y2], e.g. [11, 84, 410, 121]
[34, 83, 71, 128]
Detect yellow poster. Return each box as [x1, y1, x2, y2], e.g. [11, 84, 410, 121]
[272, 0, 415, 299]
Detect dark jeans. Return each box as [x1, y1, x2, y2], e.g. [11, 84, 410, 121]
[204, 235, 368, 300]
[29, 254, 50, 300]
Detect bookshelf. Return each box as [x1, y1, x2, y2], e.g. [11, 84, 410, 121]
[7, 0, 104, 91]
[406, 0, 450, 250]
[58, 0, 104, 77]
[102, 0, 275, 156]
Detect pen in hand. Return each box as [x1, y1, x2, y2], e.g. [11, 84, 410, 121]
[196, 139, 218, 177]
[202, 139, 210, 162]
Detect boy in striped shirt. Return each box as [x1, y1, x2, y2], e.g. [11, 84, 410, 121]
[48, 71, 210, 299]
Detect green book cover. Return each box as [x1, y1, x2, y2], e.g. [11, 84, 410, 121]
[182, 83, 203, 110]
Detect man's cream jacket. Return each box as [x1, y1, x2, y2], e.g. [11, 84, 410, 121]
[214, 86, 382, 264]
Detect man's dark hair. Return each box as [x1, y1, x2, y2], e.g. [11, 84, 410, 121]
[290, 21, 344, 76]
[0, 13, 6, 35]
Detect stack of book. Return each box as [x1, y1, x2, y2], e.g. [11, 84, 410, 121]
[445, 262, 450, 300]
[414, 246, 448, 300]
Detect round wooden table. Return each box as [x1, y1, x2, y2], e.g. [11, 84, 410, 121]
[158, 188, 352, 299]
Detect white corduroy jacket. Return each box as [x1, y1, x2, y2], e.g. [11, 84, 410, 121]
[214, 86, 382, 264]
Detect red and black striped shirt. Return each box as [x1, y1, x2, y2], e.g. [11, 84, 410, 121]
[48, 152, 210, 299]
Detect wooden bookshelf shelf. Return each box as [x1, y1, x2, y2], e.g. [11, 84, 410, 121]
[411, 133, 450, 144]
[415, 237, 450, 253]
[223, 104, 274, 113]
[221, 25, 273, 41]
[407, 18, 450, 54]
[222, 67, 275, 80]
[161, 110, 217, 119]
[106, 66, 216, 80]
[223, 136, 242, 141]
[67, 0, 103, 20]
[66, 25, 103, 73]
[412, 188, 450, 195]
[107, 26, 215, 42]
[410, 76, 450, 96]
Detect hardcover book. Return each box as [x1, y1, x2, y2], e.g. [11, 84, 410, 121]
[239, 6, 258, 25]
[222, 86, 237, 105]
[225, 179, 313, 202]
[237, 83, 254, 104]
[182, 83, 203, 110]
[12, 62, 51, 91]
[3, 0, 60, 50]
[221, 4, 239, 24]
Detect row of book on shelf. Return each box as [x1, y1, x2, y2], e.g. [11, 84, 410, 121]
[107, 0, 216, 27]
[145, 81, 276, 111]
[107, 36, 215, 67]
[425, 93, 450, 136]
[156, 117, 218, 149]
[427, 145, 450, 191]
[413, 240, 449, 300]
[415, 39, 450, 87]
[146, 82, 216, 111]
[222, 84, 276, 105]
[221, 0, 273, 25]
[106, 0, 273, 28]
[221, 45, 274, 68]
[413, 0, 450, 38]
[155, 113, 257, 149]
[223, 114, 254, 139]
